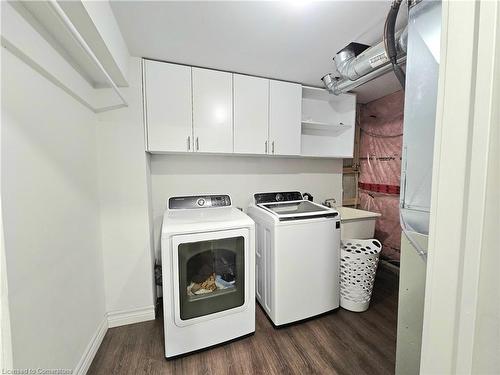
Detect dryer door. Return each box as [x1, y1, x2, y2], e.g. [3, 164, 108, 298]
[172, 228, 249, 326]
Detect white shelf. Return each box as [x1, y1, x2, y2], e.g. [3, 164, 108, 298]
[302, 86, 332, 101]
[300, 86, 356, 158]
[3, 1, 128, 113]
[301, 120, 352, 136]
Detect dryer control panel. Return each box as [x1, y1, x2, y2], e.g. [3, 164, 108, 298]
[168, 195, 231, 209]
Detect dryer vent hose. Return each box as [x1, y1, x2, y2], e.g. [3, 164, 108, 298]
[384, 0, 406, 89]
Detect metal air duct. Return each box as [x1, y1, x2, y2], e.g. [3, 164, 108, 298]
[322, 27, 408, 95]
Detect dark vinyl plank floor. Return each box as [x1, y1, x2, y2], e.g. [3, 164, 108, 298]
[88, 268, 398, 375]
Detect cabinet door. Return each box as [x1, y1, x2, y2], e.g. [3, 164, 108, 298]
[144, 60, 193, 152]
[192, 68, 233, 153]
[233, 74, 269, 155]
[269, 80, 302, 156]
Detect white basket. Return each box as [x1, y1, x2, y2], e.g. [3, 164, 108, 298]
[340, 239, 382, 312]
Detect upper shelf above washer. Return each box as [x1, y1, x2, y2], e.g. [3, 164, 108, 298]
[301, 86, 356, 124]
[300, 86, 356, 158]
[301, 120, 353, 136]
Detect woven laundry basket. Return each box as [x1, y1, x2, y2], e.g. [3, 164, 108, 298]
[340, 239, 382, 312]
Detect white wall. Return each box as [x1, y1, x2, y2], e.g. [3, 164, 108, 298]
[96, 58, 155, 322]
[150, 154, 343, 257]
[1, 174, 13, 371]
[1, 50, 105, 369]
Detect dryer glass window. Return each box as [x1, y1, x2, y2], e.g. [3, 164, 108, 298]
[178, 236, 245, 320]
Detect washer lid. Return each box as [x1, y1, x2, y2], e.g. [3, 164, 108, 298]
[258, 200, 338, 221]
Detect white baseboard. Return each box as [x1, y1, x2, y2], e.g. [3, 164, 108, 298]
[74, 317, 108, 375]
[73, 306, 155, 375]
[107, 305, 155, 328]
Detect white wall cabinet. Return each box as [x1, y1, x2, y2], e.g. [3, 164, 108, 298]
[233, 74, 269, 155]
[192, 67, 233, 153]
[269, 80, 302, 156]
[143, 60, 353, 158]
[234, 76, 302, 156]
[144, 60, 193, 152]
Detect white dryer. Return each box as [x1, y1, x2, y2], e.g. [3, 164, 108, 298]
[247, 191, 340, 326]
[161, 194, 255, 358]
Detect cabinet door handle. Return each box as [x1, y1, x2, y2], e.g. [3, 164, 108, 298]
[265, 140, 268, 154]
[196, 137, 199, 151]
[272, 141, 275, 154]
[187, 136, 191, 151]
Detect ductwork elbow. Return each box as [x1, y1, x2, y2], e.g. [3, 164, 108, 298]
[321, 74, 342, 95]
[334, 49, 358, 81]
[321, 73, 335, 91]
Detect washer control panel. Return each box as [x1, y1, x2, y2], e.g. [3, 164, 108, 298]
[169, 195, 231, 209]
[254, 191, 303, 204]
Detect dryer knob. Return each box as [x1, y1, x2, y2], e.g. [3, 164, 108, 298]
[197, 198, 205, 207]
[275, 193, 284, 202]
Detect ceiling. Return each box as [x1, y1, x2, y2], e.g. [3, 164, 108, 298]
[110, 1, 406, 103]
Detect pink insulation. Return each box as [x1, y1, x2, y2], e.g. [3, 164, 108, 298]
[358, 90, 404, 261]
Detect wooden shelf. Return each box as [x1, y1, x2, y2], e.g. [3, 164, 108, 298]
[343, 167, 360, 174]
[301, 120, 352, 136]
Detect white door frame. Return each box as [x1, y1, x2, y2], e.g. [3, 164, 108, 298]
[421, 0, 500, 373]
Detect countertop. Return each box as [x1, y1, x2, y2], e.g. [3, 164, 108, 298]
[337, 206, 381, 222]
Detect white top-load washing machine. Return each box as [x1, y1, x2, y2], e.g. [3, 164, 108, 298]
[247, 191, 340, 326]
[161, 194, 255, 358]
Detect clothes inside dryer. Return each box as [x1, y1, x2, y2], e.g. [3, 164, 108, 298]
[186, 248, 237, 296]
[178, 236, 245, 320]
